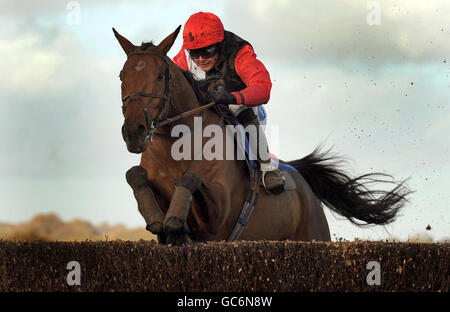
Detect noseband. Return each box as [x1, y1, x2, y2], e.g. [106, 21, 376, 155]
[121, 50, 175, 143]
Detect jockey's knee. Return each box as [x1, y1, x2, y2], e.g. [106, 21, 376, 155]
[236, 108, 258, 127]
[126, 166, 148, 189]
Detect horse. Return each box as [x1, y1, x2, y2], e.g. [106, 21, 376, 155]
[113, 26, 410, 245]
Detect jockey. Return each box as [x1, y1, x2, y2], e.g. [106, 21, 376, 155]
[173, 12, 285, 195]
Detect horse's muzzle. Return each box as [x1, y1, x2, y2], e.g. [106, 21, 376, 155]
[122, 123, 148, 154]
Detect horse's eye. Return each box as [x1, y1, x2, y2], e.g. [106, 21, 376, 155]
[158, 73, 165, 81]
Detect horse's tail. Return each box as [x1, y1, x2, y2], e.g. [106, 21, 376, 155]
[287, 146, 412, 226]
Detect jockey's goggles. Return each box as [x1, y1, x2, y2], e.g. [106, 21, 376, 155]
[188, 44, 218, 59]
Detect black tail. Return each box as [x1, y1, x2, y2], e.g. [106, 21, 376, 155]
[287, 146, 412, 226]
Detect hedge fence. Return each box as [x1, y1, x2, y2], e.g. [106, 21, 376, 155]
[0, 240, 448, 291]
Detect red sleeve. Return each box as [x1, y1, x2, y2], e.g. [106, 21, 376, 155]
[230, 45, 272, 106]
[173, 49, 188, 71]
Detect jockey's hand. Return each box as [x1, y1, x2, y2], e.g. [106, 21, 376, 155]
[207, 85, 237, 105]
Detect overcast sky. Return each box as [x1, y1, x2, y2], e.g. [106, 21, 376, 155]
[0, 0, 448, 241]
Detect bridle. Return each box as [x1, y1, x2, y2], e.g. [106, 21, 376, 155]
[121, 49, 176, 143]
[121, 49, 217, 144]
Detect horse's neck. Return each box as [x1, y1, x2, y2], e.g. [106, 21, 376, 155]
[167, 64, 224, 134]
[169, 63, 201, 114]
[149, 62, 245, 177]
[143, 64, 203, 173]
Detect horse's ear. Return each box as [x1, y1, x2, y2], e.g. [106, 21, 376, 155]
[157, 25, 182, 55]
[112, 28, 135, 55]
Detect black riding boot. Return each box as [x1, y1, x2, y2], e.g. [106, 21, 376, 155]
[236, 108, 285, 195]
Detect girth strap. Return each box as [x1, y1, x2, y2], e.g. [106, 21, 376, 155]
[227, 165, 260, 242]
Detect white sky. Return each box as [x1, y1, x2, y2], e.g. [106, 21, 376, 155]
[0, 0, 449, 241]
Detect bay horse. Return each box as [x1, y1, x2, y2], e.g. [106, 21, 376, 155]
[113, 26, 410, 244]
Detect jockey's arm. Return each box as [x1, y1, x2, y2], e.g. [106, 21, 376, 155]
[231, 45, 272, 107]
[172, 46, 272, 107]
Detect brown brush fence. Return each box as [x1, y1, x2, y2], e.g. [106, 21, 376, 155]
[0, 240, 448, 292]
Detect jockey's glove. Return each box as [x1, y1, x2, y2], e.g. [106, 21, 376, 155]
[207, 86, 237, 105]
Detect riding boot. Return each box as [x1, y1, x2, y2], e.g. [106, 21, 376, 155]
[236, 108, 286, 195]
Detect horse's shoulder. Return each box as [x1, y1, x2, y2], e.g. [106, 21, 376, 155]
[193, 180, 228, 235]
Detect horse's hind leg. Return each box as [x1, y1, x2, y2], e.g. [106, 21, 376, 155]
[164, 171, 202, 245]
[126, 166, 166, 243]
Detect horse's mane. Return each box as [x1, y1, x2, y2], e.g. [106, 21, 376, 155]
[140, 41, 155, 50]
[181, 70, 210, 105]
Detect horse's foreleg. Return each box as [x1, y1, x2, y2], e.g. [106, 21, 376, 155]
[164, 171, 202, 245]
[126, 166, 166, 243]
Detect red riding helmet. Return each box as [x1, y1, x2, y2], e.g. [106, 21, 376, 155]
[182, 12, 225, 50]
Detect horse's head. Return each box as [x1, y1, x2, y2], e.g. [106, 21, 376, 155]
[113, 26, 181, 153]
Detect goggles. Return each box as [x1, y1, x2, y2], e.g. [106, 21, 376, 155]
[188, 44, 218, 59]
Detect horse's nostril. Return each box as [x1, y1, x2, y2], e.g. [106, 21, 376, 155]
[138, 125, 146, 137]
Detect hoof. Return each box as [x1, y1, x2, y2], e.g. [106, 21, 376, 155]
[164, 217, 191, 246]
[166, 233, 192, 246]
[156, 233, 167, 244]
[146, 222, 167, 244]
[164, 216, 185, 234]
